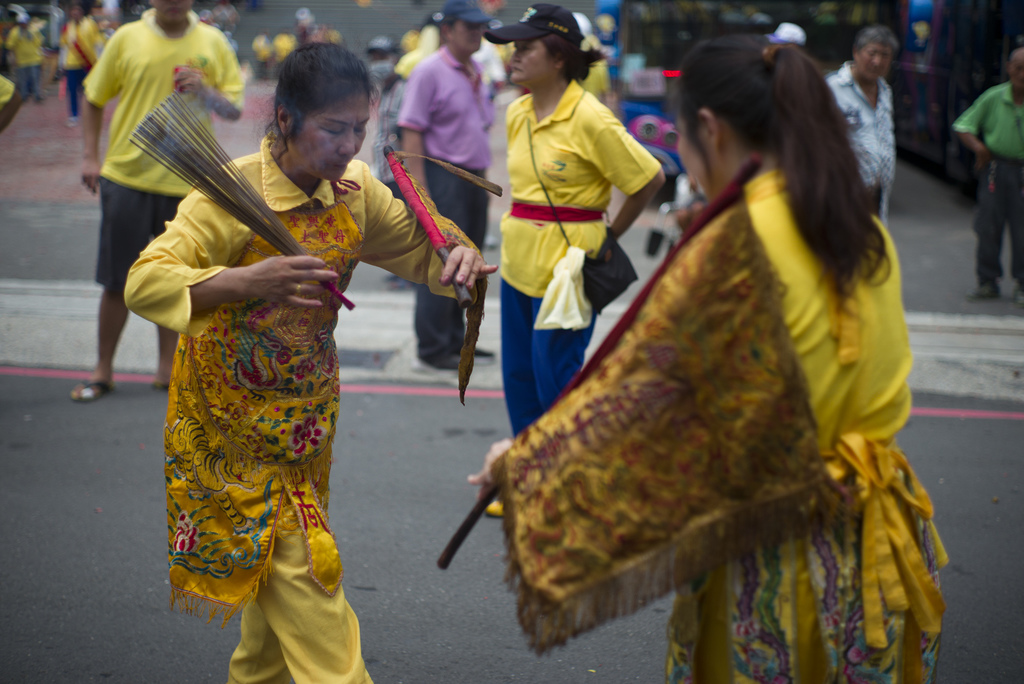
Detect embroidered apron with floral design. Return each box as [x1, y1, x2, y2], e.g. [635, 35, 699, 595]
[164, 183, 363, 622]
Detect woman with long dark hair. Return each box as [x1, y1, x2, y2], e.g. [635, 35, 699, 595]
[664, 35, 945, 683]
[483, 5, 664, 502]
[471, 34, 945, 682]
[125, 43, 494, 683]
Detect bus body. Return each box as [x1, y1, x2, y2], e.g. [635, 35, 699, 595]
[595, 0, 1023, 182]
[894, 0, 1023, 183]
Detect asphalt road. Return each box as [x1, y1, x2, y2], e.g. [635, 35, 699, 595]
[1, 375, 1021, 683]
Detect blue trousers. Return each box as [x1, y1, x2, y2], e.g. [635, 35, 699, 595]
[65, 68, 87, 118]
[501, 279, 596, 435]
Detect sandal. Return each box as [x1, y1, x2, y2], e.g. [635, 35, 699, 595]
[70, 381, 114, 402]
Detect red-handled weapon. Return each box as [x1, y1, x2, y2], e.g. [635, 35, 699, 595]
[383, 146, 503, 404]
[384, 146, 501, 308]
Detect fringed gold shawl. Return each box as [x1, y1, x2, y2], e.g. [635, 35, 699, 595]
[492, 201, 830, 653]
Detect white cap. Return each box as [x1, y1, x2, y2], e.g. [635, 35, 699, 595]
[572, 12, 593, 38]
[768, 22, 806, 46]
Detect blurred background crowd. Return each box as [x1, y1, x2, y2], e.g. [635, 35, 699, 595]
[3, 0, 1021, 192]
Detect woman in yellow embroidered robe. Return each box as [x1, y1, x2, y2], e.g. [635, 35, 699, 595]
[126, 44, 493, 684]
[471, 36, 945, 684]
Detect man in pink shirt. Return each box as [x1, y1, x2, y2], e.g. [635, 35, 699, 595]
[399, 0, 496, 371]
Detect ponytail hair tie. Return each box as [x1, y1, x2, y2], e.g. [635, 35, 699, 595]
[762, 44, 782, 71]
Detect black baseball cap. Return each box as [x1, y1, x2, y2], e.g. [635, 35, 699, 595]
[437, 0, 492, 25]
[484, 4, 583, 48]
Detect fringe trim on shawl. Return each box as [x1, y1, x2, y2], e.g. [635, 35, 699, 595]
[459, 275, 488, 404]
[497, 471, 841, 654]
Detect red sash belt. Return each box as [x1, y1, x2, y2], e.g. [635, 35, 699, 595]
[511, 202, 603, 223]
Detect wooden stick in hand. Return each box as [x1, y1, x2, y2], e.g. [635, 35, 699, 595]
[437, 485, 497, 569]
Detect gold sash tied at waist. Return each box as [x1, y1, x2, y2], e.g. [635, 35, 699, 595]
[823, 434, 946, 649]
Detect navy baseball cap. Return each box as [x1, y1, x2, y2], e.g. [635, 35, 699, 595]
[438, 0, 492, 24]
[485, 4, 583, 48]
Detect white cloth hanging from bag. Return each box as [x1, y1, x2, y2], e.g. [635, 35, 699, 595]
[535, 246, 592, 330]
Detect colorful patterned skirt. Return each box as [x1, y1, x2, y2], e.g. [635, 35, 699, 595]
[667, 496, 946, 684]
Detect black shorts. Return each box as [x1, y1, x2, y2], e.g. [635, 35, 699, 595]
[96, 177, 183, 290]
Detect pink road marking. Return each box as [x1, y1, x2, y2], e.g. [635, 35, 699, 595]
[0, 366, 505, 400]
[0, 365, 1020, 417]
[336, 384, 504, 399]
[908, 407, 1024, 421]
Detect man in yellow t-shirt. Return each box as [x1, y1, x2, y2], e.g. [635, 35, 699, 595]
[5, 14, 45, 102]
[272, 30, 297, 75]
[251, 29, 272, 79]
[0, 75, 22, 133]
[60, 2, 104, 126]
[71, 0, 244, 403]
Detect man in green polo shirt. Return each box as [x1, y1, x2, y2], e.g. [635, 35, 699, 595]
[953, 47, 1024, 306]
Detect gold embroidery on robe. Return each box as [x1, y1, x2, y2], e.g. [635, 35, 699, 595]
[165, 189, 362, 623]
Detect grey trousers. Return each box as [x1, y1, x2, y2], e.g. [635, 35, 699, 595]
[974, 160, 1024, 286]
[414, 159, 489, 361]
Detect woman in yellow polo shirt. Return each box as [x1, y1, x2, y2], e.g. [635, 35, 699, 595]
[124, 43, 494, 683]
[484, 4, 664, 448]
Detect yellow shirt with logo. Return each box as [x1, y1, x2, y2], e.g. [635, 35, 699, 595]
[61, 16, 104, 70]
[5, 26, 44, 67]
[500, 79, 661, 297]
[84, 9, 244, 197]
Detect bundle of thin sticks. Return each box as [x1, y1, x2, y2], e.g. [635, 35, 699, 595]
[130, 93, 355, 310]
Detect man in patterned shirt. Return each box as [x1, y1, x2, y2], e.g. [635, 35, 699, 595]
[827, 25, 898, 224]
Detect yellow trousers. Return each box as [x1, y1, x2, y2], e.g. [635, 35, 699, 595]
[227, 531, 373, 684]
